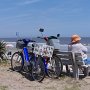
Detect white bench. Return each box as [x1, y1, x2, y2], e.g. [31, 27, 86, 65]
[57, 51, 89, 80]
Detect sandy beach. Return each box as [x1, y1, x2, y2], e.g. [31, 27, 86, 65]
[0, 62, 90, 90]
[0, 0, 90, 89]
[3, 42, 90, 90]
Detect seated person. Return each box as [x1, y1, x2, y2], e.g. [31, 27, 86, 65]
[68, 34, 90, 65]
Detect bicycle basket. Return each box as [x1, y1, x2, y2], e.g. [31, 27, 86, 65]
[33, 44, 54, 57]
[16, 39, 27, 49]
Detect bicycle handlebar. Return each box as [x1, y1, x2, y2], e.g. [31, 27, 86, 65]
[17, 39, 35, 46]
[37, 36, 58, 41]
[23, 39, 35, 43]
[37, 36, 48, 41]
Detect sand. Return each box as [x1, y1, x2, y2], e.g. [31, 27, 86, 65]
[0, 62, 90, 90]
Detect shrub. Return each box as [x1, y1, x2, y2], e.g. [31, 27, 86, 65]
[0, 40, 7, 62]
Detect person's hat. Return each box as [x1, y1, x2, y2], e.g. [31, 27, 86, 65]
[71, 34, 81, 43]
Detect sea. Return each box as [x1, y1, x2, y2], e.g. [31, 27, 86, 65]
[0, 37, 90, 45]
[1, 37, 90, 56]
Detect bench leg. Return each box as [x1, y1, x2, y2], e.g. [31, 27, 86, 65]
[73, 66, 79, 80]
[83, 67, 89, 77]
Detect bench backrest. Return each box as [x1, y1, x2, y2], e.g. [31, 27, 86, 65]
[57, 51, 73, 65]
[57, 51, 85, 65]
[75, 53, 85, 65]
[57, 51, 86, 80]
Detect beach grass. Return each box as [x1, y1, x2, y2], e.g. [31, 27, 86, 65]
[0, 85, 8, 90]
[0, 59, 10, 67]
[64, 84, 80, 90]
[63, 77, 81, 90]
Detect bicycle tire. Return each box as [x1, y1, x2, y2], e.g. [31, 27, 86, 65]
[11, 52, 24, 72]
[47, 55, 63, 78]
[31, 56, 45, 82]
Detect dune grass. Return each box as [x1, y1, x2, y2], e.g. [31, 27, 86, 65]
[0, 86, 8, 90]
[64, 84, 80, 90]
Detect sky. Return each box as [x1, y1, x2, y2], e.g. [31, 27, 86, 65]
[0, 0, 90, 38]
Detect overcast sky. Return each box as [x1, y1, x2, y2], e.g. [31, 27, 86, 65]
[0, 0, 90, 37]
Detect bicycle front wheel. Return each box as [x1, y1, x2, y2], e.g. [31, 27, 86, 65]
[31, 56, 45, 82]
[11, 52, 24, 72]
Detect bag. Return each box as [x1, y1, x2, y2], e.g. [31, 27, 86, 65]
[47, 39, 60, 50]
[16, 39, 27, 49]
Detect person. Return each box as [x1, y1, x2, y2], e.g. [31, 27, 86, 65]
[68, 34, 90, 65]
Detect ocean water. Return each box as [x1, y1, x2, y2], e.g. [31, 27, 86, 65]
[0, 37, 90, 45]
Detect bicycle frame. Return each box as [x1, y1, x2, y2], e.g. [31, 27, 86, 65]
[42, 56, 52, 74]
[21, 47, 37, 68]
[43, 57, 48, 73]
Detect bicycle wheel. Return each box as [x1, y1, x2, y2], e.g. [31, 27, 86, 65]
[31, 56, 45, 82]
[11, 52, 24, 72]
[47, 55, 63, 78]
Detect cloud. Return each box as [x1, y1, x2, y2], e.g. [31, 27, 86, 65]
[18, 0, 42, 5]
[0, 14, 31, 21]
[40, 6, 82, 17]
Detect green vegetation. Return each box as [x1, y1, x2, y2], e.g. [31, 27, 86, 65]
[0, 40, 6, 53]
[0, 86, 8, 90]
[64, 85, 80, 90]
[64, 81, 80, 90]
[0, 41, 7, 63]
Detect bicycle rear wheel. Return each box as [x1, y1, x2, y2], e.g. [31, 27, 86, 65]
[31, 56, 45, 82]
[11, 52, 24, 72]
[47, 55, 63, 78]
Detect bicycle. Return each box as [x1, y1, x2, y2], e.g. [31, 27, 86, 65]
[11, 39, 45, 82]
[34, 43, 63, 78]
[37, 30, 63, 78]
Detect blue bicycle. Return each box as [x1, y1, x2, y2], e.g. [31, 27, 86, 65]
[11, 39, 45, 82]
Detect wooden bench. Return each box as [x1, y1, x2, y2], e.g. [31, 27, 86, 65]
[57, 51, 89, 80]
